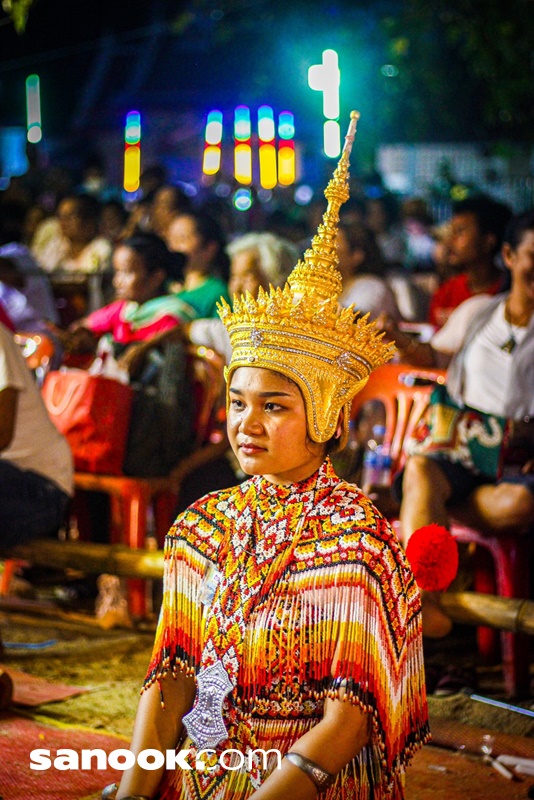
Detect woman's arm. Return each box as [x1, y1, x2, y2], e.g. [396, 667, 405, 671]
[115, 671, 196, 800]
[250, 690, 370, 800]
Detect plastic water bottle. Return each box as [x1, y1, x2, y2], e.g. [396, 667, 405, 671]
[361, 424, 392, 492]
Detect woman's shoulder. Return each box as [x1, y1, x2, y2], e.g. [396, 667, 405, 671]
[168, 481, 249, 538]
[307, 480, 402, 551]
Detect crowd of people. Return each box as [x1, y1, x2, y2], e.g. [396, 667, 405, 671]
[0, 139, 533, 796]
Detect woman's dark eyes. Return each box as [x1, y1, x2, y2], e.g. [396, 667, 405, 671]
[265, 403, 283, 411]
[230, 400, 284, 412]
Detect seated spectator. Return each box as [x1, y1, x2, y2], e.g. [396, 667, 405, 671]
[364, 193, 406, 269]
[187, 231, 299, 363]
[149, 185, 192, 241]
[399, 197, 436, 272]
[0, 246, 59, 326]
[166, 210, 231, 318]
[0, 259, 54, 336]
[98, 199, 129, 245]
[31, 192, 112, 274]
[429, 220, 456, 284]
[428, 194, 512, 328]
[0, 321, 73, 545]
[393, 209, 534, 638]
[60, 233, 193, 373]
[0, 199, 59, 325]
[335, 220, 402, 321]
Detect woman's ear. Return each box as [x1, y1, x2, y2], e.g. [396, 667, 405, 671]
[501, 242, 513, 270]
[335, 409, 344, 439]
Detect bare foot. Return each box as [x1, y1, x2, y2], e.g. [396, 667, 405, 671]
[421, 590, 453, 638]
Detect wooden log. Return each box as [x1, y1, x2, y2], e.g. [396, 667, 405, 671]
[439, 591, 534, 636]
[2, 539, 164, 580]
[3, 540, 534, 636]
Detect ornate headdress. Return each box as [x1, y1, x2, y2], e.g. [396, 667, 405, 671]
[218, 111, 395, 448]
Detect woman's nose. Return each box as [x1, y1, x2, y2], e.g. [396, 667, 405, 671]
[239, 407, 263, 433]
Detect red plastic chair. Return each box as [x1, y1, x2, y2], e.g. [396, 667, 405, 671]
[14, 330, 55, 386]
[69, 344, 227, 618]
[350, 362, 531, 698]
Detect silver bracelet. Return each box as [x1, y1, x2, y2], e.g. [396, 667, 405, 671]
[101, 784, 151, 800]
[285, 752, 335, 791]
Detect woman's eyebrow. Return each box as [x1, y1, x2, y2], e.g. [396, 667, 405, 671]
[229, 388, 293, 398]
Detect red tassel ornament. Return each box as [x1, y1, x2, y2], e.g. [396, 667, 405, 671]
[405, 524, 459, 592]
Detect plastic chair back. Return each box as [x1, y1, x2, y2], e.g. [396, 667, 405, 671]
[188, 344, 226, 447]
[14, 330, 55, 387]
[350, 363, 446, 474]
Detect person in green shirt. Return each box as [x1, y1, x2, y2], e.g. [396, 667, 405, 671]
[167, 210, 231, 317]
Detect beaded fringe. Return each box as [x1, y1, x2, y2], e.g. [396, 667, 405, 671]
[145, 541, 429, 800]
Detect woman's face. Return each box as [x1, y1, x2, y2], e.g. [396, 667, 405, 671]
[227, 367, 325, 485]
[166, 215, 214, 273]
[57, 199, 91, 243]
[503, 229, 534, 305]
[112, 245, 164, 303]
[228, 250, 266, 297]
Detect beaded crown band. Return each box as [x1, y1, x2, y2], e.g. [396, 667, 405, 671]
[218, 111, 395, 447]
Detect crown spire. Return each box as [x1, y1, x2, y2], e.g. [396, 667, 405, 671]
[218, 111, 395, 449]
[288, 111, 360, 303]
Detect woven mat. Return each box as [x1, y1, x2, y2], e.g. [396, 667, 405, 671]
[0, 711, 127, 800]
[0, 665, 89, 708]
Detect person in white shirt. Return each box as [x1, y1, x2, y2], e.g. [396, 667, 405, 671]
[394, 210, 534, 638]
[0, 322, 73, 546]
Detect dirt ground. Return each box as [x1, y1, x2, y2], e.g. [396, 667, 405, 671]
[3, 591, 534, 800]
[2, 595, 534, 742]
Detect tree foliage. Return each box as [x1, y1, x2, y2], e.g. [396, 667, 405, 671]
[2, 0, 36, 33]
[382, 0, 534, 142]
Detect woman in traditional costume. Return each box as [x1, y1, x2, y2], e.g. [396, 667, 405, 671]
[107, 113, 429, 800]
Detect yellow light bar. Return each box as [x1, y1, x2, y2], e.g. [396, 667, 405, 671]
[259, 143, 277, 189]
[278, 145, 295, 185]
[124, 145, 141, 193]
[234, 142, 252, 185]
[202, 145, 222, 175]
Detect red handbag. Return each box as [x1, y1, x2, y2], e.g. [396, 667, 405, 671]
[41, 369, 134, 475]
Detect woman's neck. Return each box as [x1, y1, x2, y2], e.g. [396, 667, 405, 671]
[506, 291, 534, 327]
[183, 270, 208, 290]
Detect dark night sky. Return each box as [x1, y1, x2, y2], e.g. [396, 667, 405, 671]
[2, 0, 533, 185]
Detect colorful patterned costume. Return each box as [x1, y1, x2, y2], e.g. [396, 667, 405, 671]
[144, 459, 429, 800]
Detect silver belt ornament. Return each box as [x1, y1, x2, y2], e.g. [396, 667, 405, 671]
[183, 660, 233, 749]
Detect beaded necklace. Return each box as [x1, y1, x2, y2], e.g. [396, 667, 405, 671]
[183, 479, 312, 751]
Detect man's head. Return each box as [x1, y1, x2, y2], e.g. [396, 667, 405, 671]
[447, 194, 512, 271]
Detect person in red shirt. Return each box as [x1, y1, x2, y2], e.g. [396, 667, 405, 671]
[428, 194, 512, 328]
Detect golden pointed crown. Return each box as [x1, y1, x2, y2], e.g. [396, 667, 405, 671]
[218, 112, 395, 448]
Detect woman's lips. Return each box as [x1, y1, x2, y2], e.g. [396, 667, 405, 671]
[239, 443, 265, 455]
